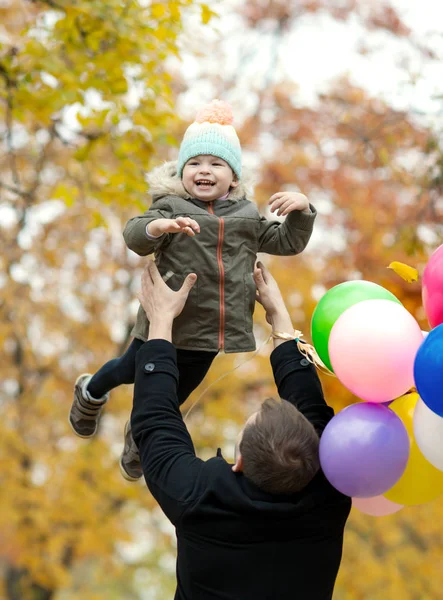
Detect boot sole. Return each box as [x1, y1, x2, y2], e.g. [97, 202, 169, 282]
[119, 459, 142, 482]
[68, 416, 97, 439]
[119, 421, 142, 482]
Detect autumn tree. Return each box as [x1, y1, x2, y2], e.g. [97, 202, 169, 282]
[2, 0, 443, 598]
[0, 1, 214, 598]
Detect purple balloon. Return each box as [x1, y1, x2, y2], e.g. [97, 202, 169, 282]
[319, 403, 410, 498]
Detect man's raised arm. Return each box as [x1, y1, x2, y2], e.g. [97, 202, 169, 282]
[130, 262, 205, 524]
[254, 263, 334, 433]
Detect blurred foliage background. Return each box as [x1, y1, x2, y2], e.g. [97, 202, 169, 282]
[1, 0, 443, 598]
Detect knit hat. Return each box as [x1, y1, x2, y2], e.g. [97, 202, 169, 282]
[177, 100, 242, 179]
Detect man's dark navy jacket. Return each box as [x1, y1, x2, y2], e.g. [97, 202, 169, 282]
[131, 339, 351, 600]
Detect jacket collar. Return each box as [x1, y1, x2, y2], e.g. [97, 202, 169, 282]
[146, 160, 254, 202]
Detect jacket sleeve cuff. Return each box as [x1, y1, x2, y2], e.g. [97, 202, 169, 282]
[135, 339, 179, 384]
[286, 204, 317, 231]
[270, 340, 309, 386]
[145, 224, 165, 240]
[270, 338, 321, 387]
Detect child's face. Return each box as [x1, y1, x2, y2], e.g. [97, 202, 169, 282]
[182, 155, 239, 202]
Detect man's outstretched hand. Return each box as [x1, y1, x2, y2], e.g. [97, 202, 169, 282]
[253, 261, 287, 324]
[254, 262, 294, 344]
[138, 260, 197, 342]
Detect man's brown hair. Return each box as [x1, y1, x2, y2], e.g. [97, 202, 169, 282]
[239, 398, 320, 495]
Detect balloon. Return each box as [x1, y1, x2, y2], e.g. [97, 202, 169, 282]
[422, 244, 443, 328]
[384, 393, 443, 505]
[413, 397, 443, 471]
[319, 403, 409, 498]
[421, 330, 429, 339]
[353, 495, 403, 517]
[329, 299, 423, 402]
[311, 281, 401, 372]
[414, 324, 443, 416]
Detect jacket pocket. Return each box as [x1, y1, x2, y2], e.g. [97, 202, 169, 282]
[244, 272, 256, 333]
[168, 272, 200, 337]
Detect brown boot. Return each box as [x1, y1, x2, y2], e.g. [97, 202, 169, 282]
[69, 374, 108, 438]
[119, 420, 143, 482]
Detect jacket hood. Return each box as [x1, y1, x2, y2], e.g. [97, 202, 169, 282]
[146, 160, 254, 202]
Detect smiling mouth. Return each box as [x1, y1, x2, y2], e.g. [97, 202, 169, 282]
[195, 180, 215, 186]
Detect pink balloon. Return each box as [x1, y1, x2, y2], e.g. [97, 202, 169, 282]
[422, 244, 443, 329]
[329, 299, 423, 402]
[353, 495, 403, 517]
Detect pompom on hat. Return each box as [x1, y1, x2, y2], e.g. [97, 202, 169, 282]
[177, 99, 242, 179]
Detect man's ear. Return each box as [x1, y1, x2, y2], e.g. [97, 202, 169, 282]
[232, 453, 244, 473]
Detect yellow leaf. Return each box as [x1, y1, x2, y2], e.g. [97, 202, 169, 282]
[388, 261, 419, 283]
[151, 3, 166, 19]
[168, 1, 181, 20]
[201, 4, 217, 25]
[378, 147, 389, 165]
[52, 183, 79, 207]
[153, 26, 171, 42]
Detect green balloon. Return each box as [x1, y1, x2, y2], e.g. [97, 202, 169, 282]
[311, 281, 402, 372]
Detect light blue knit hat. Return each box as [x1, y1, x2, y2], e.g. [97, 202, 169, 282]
[177, 100, 242, 179]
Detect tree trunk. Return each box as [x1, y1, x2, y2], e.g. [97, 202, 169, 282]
[5, 566, 54, 600]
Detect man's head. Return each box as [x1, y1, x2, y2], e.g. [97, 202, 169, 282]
[177, 99, 242, 201]
[232, 398, 320, 495]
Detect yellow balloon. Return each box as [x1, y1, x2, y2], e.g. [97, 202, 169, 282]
[384, 392, 443, 505]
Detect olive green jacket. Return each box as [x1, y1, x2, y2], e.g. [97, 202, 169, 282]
[123, 161, 316, 353]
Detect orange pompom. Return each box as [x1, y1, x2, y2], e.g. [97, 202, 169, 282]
[195, 99, 234, 125]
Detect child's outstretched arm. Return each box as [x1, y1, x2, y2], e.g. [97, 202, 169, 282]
[148, 217, 200, 238]
[258, 191, 316, 256]
[123, 198, 199, 256]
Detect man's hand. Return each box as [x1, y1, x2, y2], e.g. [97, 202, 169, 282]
[269, 192, 310, 216]
[148, 217, 200, 237]
[138, 260, 197, 342]
[254, 262, 294, 343]
[254, 262, 286, 323]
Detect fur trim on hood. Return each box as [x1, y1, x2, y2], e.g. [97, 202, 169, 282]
[146, 160, 255, 202]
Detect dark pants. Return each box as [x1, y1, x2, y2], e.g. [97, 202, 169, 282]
[87, 338, 217, 405]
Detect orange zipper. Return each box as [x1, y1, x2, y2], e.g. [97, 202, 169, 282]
[208, 202, 225, 350]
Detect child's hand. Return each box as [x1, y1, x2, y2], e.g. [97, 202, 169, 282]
[148, 217, 200, 237]
[269, 192, 310, 216]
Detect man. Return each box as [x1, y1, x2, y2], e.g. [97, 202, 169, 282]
[130, 260, 351, 600]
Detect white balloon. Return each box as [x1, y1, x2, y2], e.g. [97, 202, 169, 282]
[413, 397, 443, 471]
[422, 330, 429, 339]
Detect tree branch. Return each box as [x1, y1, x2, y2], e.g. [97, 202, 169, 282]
[0, 64, 20, 186]
[27, 0, 65, 11]
[0, 181, 32, 199]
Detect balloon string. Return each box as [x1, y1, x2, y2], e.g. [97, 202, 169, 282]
[294, 330, 336, 377]
[183, 331, 336, 422]
[183, 335, 272, 422]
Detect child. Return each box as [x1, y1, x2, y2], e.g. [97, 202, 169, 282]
[70, 100, 316, 481]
